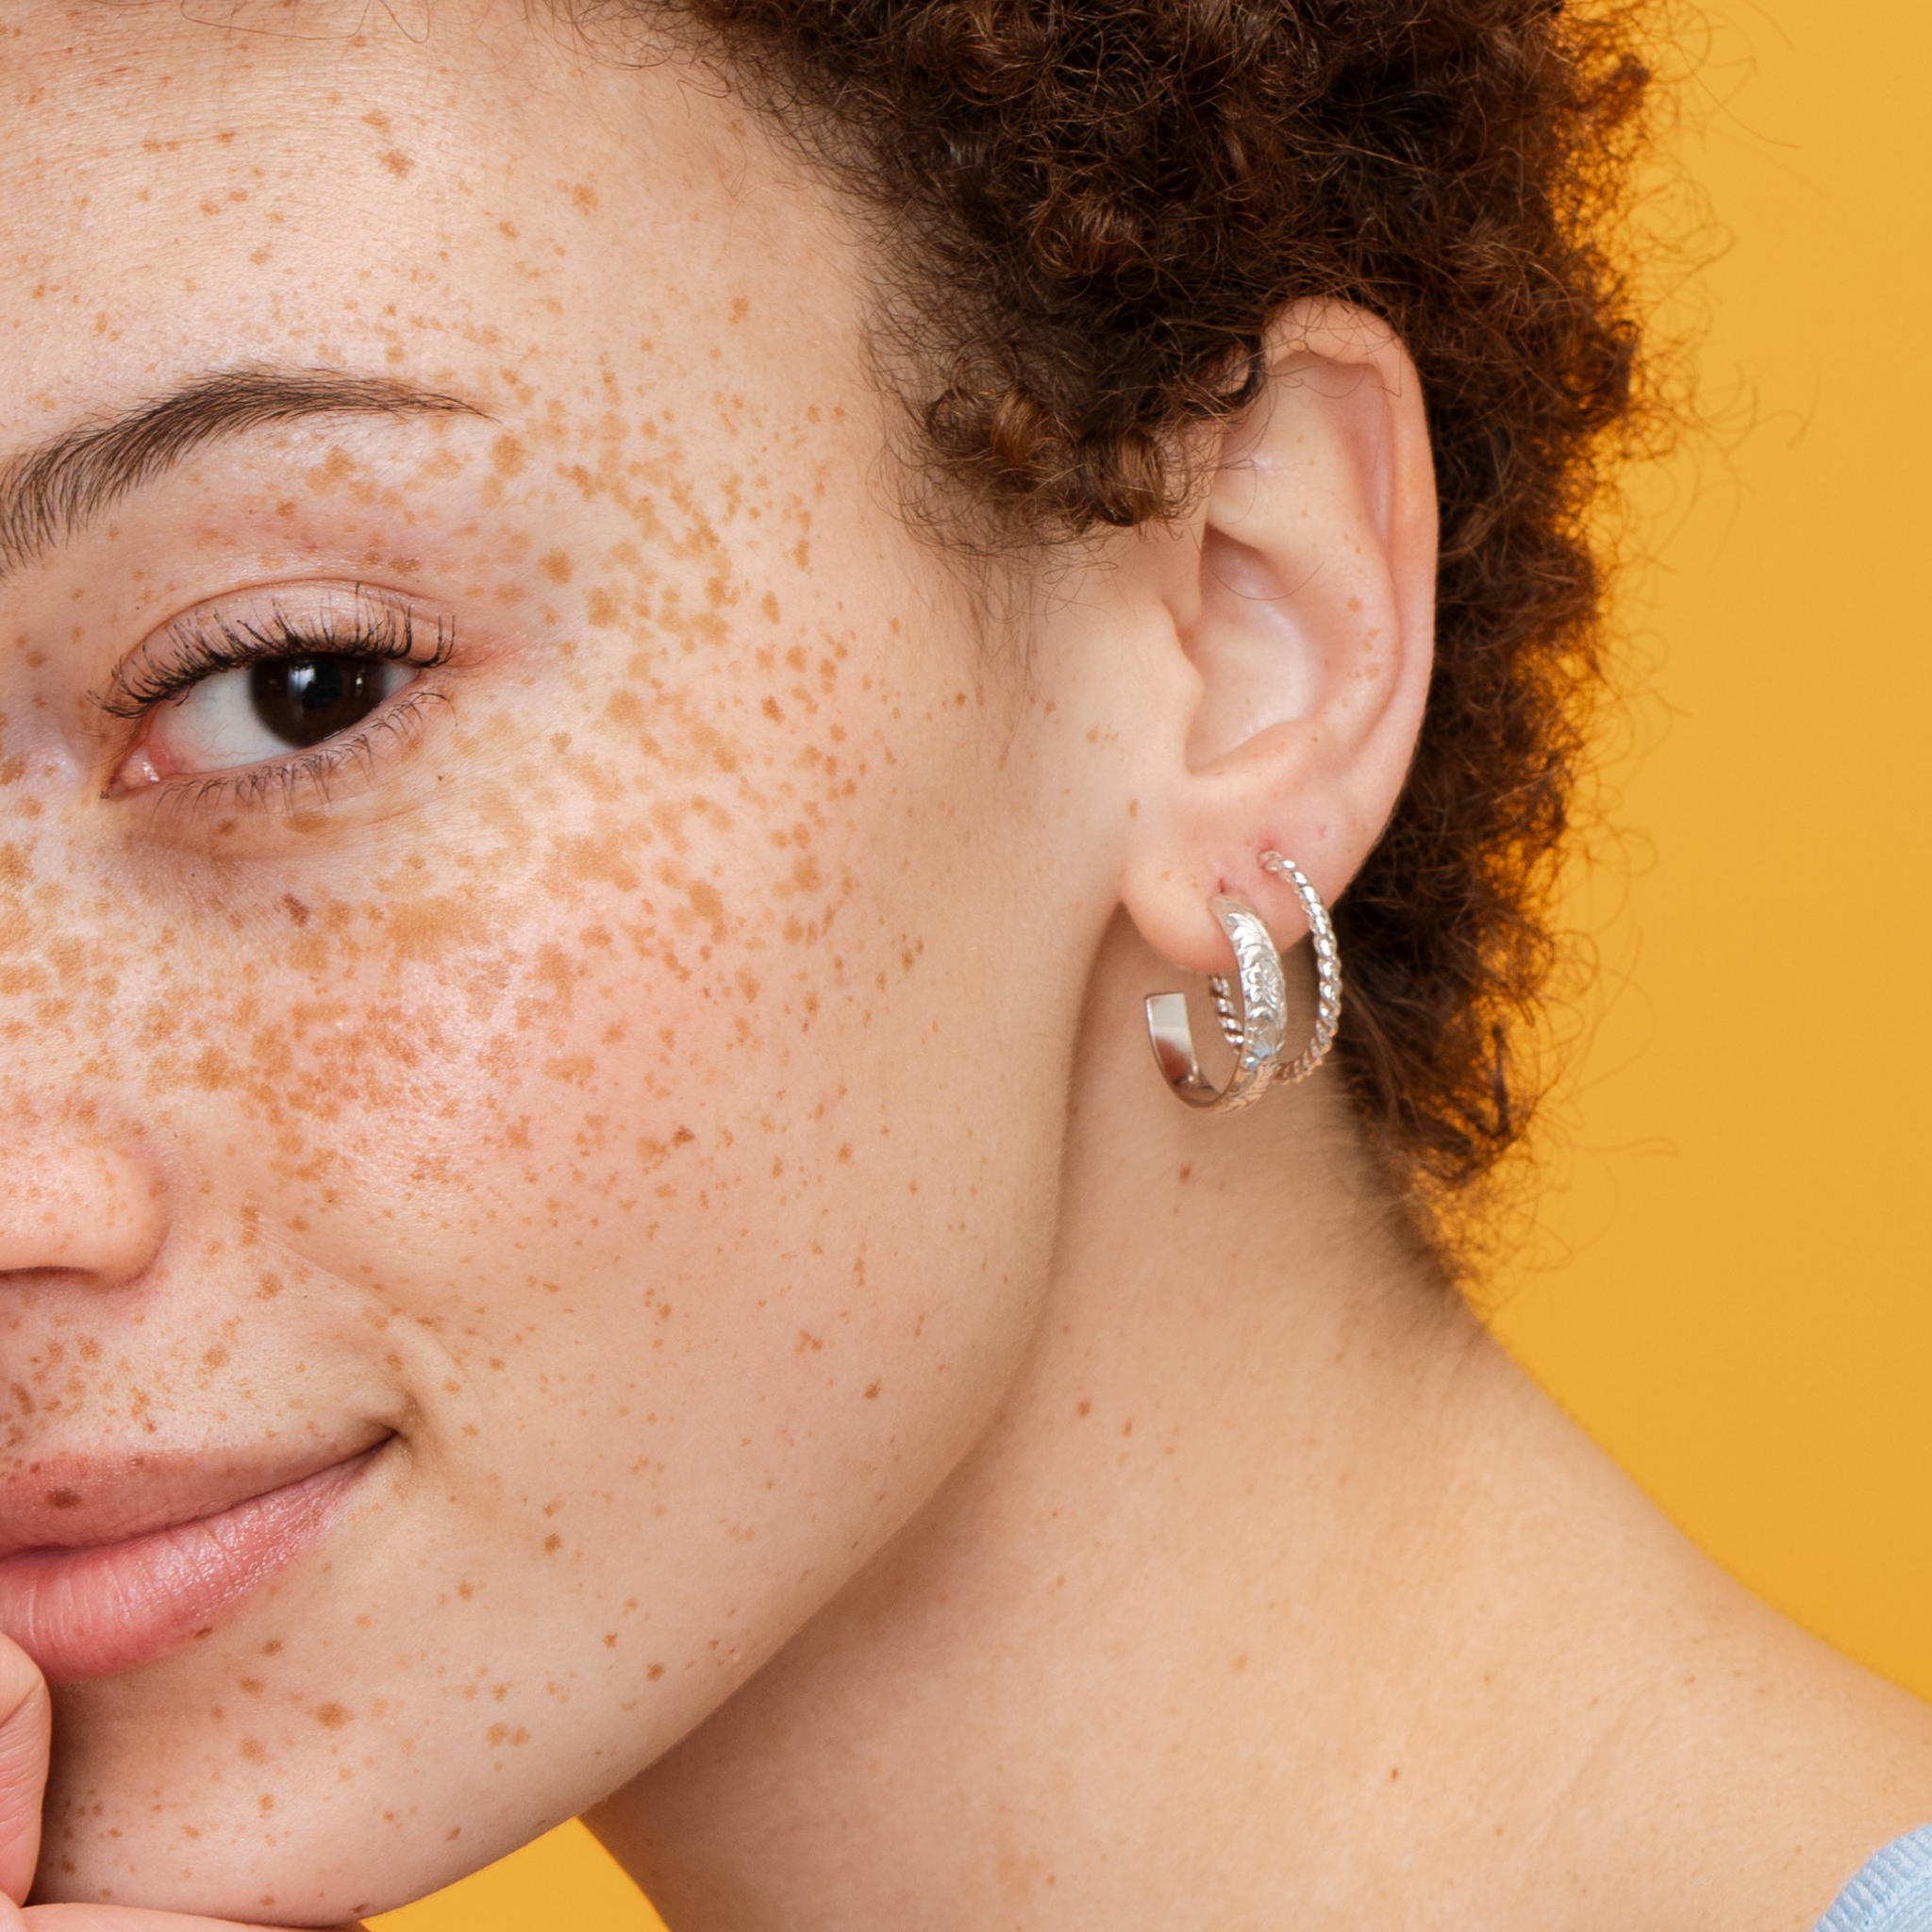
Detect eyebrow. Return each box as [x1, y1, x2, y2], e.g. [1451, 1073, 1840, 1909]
[0, 367, 486, 579]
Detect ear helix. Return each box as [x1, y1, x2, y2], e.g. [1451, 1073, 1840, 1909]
[1143, 852, 1342, 1114]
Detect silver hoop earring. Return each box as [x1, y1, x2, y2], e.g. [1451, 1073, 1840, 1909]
[1257, 851, 1342, 1085]
[1142, 852, 1342, 1114]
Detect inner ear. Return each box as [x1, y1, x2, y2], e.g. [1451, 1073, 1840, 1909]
[1176, 343, 1411, 776]
[1183, 525, 1329, 770]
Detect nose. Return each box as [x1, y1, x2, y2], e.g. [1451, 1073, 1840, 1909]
[0, 1136, 165, 1286]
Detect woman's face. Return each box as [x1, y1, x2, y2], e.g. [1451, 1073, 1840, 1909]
[0, 6, 1111, 1917]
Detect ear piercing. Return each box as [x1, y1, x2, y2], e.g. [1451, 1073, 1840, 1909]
[1143, 852, 1341, 1113]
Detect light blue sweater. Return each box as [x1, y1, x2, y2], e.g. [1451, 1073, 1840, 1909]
[1817, 1827, 1932, 1931]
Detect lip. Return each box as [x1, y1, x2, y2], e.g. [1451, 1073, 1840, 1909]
[0, 1441, 388, 1682]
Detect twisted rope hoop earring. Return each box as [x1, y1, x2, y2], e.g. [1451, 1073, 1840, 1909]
[1143, 851, 1343, 1114]
[1257, 852, 1342, 1084]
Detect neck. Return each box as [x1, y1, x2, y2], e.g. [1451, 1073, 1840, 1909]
[591, 920, 1932, 1931]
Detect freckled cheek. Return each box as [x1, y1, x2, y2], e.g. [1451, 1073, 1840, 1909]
[140, 918, 713, 1254]
[113, 647, 966, 1316]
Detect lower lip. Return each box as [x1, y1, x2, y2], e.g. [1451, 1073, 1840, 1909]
[0, 1447, 383, 1683]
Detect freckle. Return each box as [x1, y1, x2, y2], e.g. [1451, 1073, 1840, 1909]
[544, 1534, 561, 1553]
[240, 1678, 263, 1696]
[202, 1347, 229, 1371]
[1122, 1419, 1134, 1437]
[647, 1663, 665, 1680]
[491, 434, 526, 477]
[256, 1274, 282, 1300]
[604, 1632, 618, 1647]
[261, 1641, 283, 1657]
[1077, 1400, 1091, 1417]
[863, 1381, 880, 1400]
[1233, 1654, 1249, 1673]
[446, 1827, 461, 1842]
[540, 550, 573, 584]
[258, 1794, 275, 1814]
[240, 1739, 266, 1762]
[47, 1487, 79, 1509]
[381, 149, 414, 179]
[313, 1703, 351, 1729]
[571, 183, 599, 214]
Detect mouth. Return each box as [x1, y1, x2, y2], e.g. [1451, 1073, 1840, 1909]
[0, 1440, 390, 1682]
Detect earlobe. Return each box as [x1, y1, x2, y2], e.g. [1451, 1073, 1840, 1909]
[1120, 300, 1437, 975]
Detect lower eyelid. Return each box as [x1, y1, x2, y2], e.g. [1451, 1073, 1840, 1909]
[178, 690, 449, 817]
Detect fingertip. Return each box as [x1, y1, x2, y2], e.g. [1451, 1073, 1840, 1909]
[0, 1644, 42, 1741]
[0, 1640, 49, 1907]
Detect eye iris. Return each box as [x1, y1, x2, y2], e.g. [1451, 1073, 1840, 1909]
[248, 656, 388, 749]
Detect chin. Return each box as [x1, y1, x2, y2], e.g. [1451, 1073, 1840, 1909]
[28, 1536, 716, 1924]
[27, 1562, 547, 1921]
[36, 1669, 583, 1924]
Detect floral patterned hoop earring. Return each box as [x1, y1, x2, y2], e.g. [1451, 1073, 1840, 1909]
[1143, 851, 1342, 1114]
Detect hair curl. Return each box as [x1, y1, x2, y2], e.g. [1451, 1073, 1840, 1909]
[615, 0, 1655, 1238]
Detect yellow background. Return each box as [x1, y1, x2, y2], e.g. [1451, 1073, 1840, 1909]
[375, 3, 1932, 1922]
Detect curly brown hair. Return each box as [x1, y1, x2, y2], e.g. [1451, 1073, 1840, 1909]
[603, 0, 1654, 1233]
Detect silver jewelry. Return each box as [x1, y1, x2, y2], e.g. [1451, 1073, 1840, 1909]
[1256, 851, 1341, 1084]
[1143, 851, 1341, 1113]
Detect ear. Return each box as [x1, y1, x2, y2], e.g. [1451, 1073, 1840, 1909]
[1118, 298, 1437, 974]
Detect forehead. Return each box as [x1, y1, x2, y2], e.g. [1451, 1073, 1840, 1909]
[0, 2, 855, 427]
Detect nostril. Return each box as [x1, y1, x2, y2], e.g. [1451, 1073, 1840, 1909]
[0, 1142, 166, 1288]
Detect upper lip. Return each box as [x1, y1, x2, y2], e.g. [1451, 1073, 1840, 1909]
[0, 1435, 393, 1560]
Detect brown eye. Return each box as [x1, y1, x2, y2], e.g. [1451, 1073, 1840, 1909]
[127, 651, 417, 788]
[248, 656, 393, 749]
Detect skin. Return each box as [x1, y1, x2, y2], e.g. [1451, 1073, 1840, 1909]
[3, 4, 1932, 1929]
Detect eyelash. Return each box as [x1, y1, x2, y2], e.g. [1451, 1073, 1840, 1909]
[98, 591, 456, 814]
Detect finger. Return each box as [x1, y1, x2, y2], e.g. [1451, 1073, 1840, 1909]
[0, 1638, 49, 1906]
